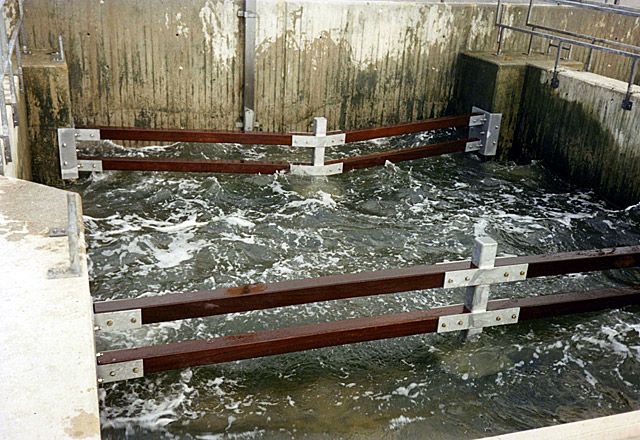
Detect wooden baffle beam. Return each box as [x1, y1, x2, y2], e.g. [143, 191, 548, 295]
[79, 157, 290, 174]
[94, 246, 640, 325]
[92, 127, 294, 145]
[82, 114, 473, 146]
[328, 138, 469, 172]
[343, 114, 473, 143]
[98, 286, 640, 374]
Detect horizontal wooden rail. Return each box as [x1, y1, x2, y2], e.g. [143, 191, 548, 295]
[90, 127, 294, 146]
[79, 157, 291, 174]
[343, 114, 473, 143]
[327, 138, 469, 171]
[78, 114, 473, 146]
[97, 286, 640, 374]
[78, 138, 474, 175]
[94, 245, 640, 324]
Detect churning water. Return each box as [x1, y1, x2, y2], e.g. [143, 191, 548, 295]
[72, 131, 640, 439]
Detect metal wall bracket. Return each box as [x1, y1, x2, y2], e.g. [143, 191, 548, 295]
[437, 307, 520, 333]
[469, 107, 502, 156]
[46, 194, 82, 279]
[96, 359, 144, 384]
[58, 128, 79, 180]
[443, 264, 528, 288]
[94, 309, 142, 333]
[58, 128, 102, 179]
[78, 160, 103, 173]
[290, 162, 343, 176]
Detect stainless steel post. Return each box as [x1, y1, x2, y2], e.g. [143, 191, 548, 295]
[462, 236, 498, 340]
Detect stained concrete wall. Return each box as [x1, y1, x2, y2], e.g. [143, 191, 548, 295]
[455, 51, 640, 207]
[21, 0, 640, 133]
[513, 65, 640, 207]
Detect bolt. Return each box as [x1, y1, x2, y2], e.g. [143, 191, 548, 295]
[92, 164, 96, 169]
[464, 276, 470, 281]
[133, 367, 140, 374]
[96, 352, 103, 357]
[503, 272, 509, 278]
[130, 317, 137, 324]
[495, 125, 499, 129]
[75, 132, 79, 137]
[90, 133, 94, 138]
[520, 271, 525, 276]
[496, 316, 502, 322]
[441, 322, 447, 328]
[97, 378, 104, 384]
[109, 371, 116, 377]
[457, 320, 463, 326]
[511, 314, 517, 319]
[448, 279, 453, 284]
[493, 141, 497, 145]
[94, 325, 100, 332]
[63, 161, 68, 165]
[62, 142, 67, 147]
[106, 319, 113, 326]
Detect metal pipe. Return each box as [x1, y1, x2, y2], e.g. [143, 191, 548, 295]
[241, 0, 256, 132]
[496, 24, 640, 61]
[623, 58, 638, 110]
[66, 193, 80, 274]
[551, 42, 562, 88]
[526, 22, 640, 55]
[538, 0, 640, 17]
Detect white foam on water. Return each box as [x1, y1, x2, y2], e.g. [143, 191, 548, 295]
[389, 415, 426, 430]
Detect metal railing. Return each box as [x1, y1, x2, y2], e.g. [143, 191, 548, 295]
[0, 0, 26, 175]
[496, 0, 640, 110]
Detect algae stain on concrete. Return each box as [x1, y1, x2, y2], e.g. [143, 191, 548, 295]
[64, 409, 100, 439]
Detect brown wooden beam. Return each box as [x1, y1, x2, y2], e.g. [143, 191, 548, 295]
[79, 114, 472, 146]
[93, 246, 640, 324]
[92, 127, 294, 146]
[78, 156, 291, 174]
[328, 138, 469, 171]
[97, 286, 640, 374]
[343, 114, 472, 143]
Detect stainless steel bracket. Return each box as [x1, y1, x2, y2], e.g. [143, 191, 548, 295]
[58, 128, 79, 180]
[58, 128, 102, 179]
[96, 359, 144, 384]
[290, 162, 344, 176]
[443, 264, 528, 288]
[94, 309, 142, 333]
[469, 107, 502, 156]
[437, 307, 520, 333]
[47, 193, 82, 279]
[291, 132, 346, 148]
[78, 160, 103, 173]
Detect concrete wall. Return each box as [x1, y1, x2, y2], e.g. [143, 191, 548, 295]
[21, 0, 640, 132]
[514, 66, 640, 207]
[455, 51, 640, 207]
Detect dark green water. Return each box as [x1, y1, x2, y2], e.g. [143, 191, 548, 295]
[73, 133, 640, 439]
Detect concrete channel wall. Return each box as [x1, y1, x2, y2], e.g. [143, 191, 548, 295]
[455, 51, 640, 207]
[21, 0, 640, 132]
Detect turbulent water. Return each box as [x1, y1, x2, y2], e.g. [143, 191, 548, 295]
[72, 131, 640, 439]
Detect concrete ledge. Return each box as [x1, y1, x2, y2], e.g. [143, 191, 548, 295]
[480, 409, 640, 440]
[0, 176, 100, 439]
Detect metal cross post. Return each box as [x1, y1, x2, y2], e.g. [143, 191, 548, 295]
[462, 236, 498, 340]
[312, 116, 326, 167]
